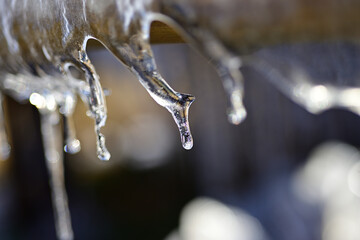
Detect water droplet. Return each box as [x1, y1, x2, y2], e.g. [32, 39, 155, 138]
[63, 115, 81, 154]
[227, 105, 247, 125]
[181, 133, 193, 150]
[64, 138, 81, 154]
[96, 130, 111, 161]
[216, 58, 247, 125]
[168, 94, 195, 150]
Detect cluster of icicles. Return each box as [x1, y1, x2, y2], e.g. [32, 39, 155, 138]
[2, 0, 360, 239]
[0, 1, 248, 239]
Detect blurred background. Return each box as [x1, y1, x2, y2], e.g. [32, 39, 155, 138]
[0, 41, 360, 240]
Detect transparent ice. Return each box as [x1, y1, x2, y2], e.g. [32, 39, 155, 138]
[0, 0, 359, 239]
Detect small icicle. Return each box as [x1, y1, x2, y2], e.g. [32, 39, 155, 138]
[59, 91, 81, 154]
[34, 96, 73, 240]
[217, 57, 247, 125]
[194, 34, 247, 125]
[77, 49, 110, 160]
[0, 91, 10, 160]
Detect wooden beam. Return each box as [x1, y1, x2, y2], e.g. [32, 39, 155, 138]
[150, 21, 184, 44]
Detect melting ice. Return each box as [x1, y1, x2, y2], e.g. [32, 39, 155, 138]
[1, 0, 357, 240]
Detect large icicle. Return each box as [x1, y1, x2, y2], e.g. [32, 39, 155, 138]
[38, 103, 74, 240]
[104, 28, 195, 150]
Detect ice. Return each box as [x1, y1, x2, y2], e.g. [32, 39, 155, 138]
[32, 94, 74, 240]
[193, 35, 247, 125]
[40, 110, 74, 240]
[63, 115, 81, 154]
[1, 0, 359, 239]
[76, 49, 110, 160]
[0, 1, 200, 237]
[0, 0, 252, 163]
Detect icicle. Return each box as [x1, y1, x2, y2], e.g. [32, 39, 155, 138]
[0, 91, 10, 160]
[63, 115, 81, 154]
[76, 49, 110, 160]
[144, 80, 195, 150]
[105, 29, 195, 150]
[189, 33, 247, 125]
[59, 91, 81, 154]
[216, 57, 247, 125]
[31, 94, 73, 240]
[40, 111, 73, 240]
